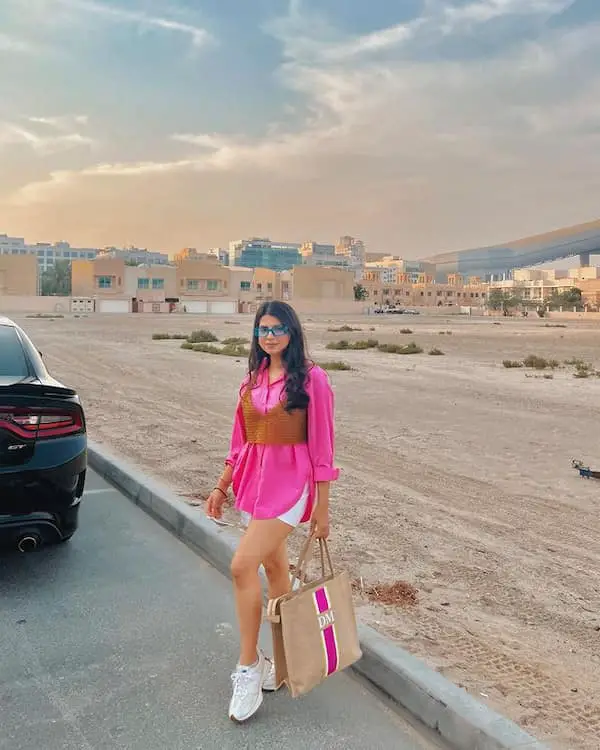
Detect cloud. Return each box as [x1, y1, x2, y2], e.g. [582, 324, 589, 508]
[8, 0, 600, 254]
[28, 114, 89, 130]
[0, 32, 37, 54]
[0, 116, 95, 155]
[46, 0, 214, 49]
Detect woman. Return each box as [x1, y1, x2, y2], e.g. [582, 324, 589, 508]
[205, 300, 339, 723]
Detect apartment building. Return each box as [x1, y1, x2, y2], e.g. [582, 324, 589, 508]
[176, 258, 237, 314]
[98, 246, 169, 265]
[0, 255, 38, 296]
[363, 275, 488, 308]
[0, 234, 98, 272]
[490, 266, 600, 309]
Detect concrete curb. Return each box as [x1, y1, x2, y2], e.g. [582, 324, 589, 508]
[88, 441, 548, 750]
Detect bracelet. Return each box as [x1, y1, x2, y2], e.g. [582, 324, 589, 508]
[214, 486, 227, 498]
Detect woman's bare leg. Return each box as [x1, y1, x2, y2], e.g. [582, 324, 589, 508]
[231, 519, 292, 666]
[263, 540, 291, 600]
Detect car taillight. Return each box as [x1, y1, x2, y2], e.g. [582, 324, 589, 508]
[0, 407, 84, 439]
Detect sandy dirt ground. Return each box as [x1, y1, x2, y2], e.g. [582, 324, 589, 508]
[14, 310, 600, 749]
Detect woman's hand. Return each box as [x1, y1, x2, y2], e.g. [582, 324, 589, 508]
[310, 504, 330, 539]
[205, 488, 227, 520]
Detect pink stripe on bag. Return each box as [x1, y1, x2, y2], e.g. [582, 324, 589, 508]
[313, 585, 339, 676]
[315, 586, 329, 614]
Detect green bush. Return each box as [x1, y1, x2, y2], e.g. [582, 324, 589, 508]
[523, 355, 559, 370]
[326, 339, 378, 351]
[221, 344, 250, 357]
[326, 340, 350, 350]
[192, 343, 221, 354]
[152, 333, 188, 340]
[187, 342, 249, 357]
[378, 342, 423, 355]
[222, 337, 249, 345]
[188, 329, 218, 343]
[351, 339, 379, 349]
[318, 360, 353, 371]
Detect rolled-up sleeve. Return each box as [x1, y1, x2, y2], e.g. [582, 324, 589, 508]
[307, 366, 340, 482]
[224, 401, 245, 467]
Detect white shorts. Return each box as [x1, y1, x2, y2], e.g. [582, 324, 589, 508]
[241, 484, 310, 529]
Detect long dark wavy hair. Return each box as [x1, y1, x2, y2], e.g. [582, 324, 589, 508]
[248, 301, 310, 412]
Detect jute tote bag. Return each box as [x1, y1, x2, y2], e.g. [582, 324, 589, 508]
[266, 536, 362, 697]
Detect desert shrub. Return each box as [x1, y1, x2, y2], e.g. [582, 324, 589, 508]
[26, 313, 64, 319]
[326, 338, 378, 351]
[378, 342, 423, 355]
[188, 329, 218, 343]
[152, 333, 188, 340]
[351, 339, 379, 349]
[502, 360, 523, 368]
[221, 344, 250, 357]
[318, 360, 353, 371]
[222, 337, 248, 345]
[192, 343, 221, 354]
[327, 325, 361, 332]
[543, 373, 554, 380]
[180, 342, 194, 350]
[523, 355, 559, 370]
[573, 368, 590, 379]
[326, 340, 350, 350]
[565, 358, 591, 370]
[429, 348, 445, 356]
[544, 323, 567, 329]
[400, 328, 413, 334]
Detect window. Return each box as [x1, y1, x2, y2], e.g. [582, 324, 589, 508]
[406, 291, 410, 296]
[0, 327, 28, 377]
[152, 303, 161, 313]
[267, 283, 273, 291]
[256, 283, 263, 292]
[137, 278, 150, 289]
[187, 279, 199, 291]
[152, 278, 164, 290]
[207, 280, 219, 291]
[240, 281, 251, 291]
[97, 276, 112, 289]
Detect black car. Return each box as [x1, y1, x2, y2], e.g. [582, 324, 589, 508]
[0, 317, 87, 551]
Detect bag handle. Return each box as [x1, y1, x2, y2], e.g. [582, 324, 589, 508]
[292, 535, 335, 588]
[291, 534, 315, 587]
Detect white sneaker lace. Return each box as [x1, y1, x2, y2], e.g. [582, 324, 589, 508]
[231, 668, 254, 701]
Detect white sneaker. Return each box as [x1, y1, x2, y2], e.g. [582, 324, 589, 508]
[262, 655, 281, 692]
[228, 651, 268, 722]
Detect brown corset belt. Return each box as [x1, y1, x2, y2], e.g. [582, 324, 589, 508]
[241, 388, 307, 445]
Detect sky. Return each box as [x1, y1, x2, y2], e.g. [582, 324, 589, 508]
[1, 0, 599, 257]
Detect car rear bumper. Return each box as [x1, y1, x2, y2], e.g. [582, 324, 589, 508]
[0, 505, 80, 545]
[0, 437, 87, 536]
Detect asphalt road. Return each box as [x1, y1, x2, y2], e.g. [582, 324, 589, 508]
[0, 470, 442, 750]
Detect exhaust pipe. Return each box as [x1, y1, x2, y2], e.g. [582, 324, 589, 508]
[17, 535, 39, 553]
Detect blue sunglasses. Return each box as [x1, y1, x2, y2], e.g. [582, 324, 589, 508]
[255, 324, 289, 338]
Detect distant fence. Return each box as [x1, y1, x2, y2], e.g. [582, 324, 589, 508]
[0, 295, 71, 314]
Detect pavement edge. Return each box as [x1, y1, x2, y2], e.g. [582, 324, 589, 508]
[88, 441, 548, 750]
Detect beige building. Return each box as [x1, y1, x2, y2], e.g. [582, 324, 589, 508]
[363, 275, 488, 308]
[0, 255, 38, 296]
[490, 266, 600, 309]
[291, 266, 355, 301]
[173, 247, 216, 265]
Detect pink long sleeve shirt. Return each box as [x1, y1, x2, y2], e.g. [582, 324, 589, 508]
[225, 364, 339, 522]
